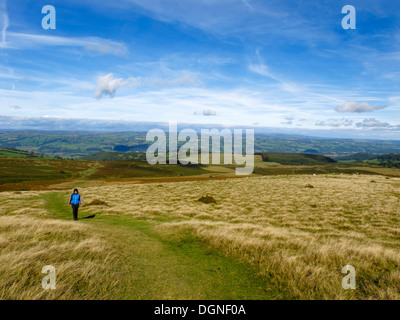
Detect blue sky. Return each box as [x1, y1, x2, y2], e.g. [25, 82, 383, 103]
[0, 0, 400, 138]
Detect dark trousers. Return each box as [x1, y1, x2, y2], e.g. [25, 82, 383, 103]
[71, 204, 79, 220]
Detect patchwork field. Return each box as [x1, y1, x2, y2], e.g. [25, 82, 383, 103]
[1, 173, 400, 299]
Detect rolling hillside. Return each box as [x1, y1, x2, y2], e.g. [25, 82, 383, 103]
[256, 152, 336, 165]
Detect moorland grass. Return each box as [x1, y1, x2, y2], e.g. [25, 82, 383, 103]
[77, 174, 400, 299]
[1, 173, 400, 299]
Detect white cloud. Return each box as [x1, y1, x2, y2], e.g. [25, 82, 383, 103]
[335, 101, 387, 113]
[95, 73, 135, 98]
[315, 118, 353, 127]
[202, 109, 217, 116]
[281, 116, 294, 125]
[2, 83, 400, 137]
[355, 118, 391, 128]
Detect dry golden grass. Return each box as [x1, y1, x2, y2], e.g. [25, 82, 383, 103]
[0, 197, 120, 300]
[2, 173, 400, 299]
[79, 173, 400, 299]
[0, 191, 49, 217]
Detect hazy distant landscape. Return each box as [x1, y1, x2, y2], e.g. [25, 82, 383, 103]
[2, 130, 400, 158]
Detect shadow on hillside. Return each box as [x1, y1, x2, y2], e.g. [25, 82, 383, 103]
[80, 214, 96, 220]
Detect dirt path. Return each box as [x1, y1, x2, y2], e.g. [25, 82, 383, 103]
[41, 191, 274, 299]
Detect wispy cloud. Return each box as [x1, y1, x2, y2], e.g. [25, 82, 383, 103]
[95, 73, 201, 98]
[0, 0, 8, 48]
[249, 49, 278, 79]
[249, 63, 276, 79]
[241, 0, 254, 12]
[4, 32, 129, 56]
[121, 0, 332, 45]
[248, 49, 305, 95]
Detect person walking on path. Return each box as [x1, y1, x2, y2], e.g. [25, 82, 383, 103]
[69, 188, 82, 221]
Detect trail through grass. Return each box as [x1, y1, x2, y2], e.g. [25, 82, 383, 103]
[40, 192, 274, 299]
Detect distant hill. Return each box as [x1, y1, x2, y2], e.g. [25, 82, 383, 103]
[79, 151, 146, 161]
[374, 153, 400, 168]
[0, 130, 146, 158]
[113, 144, 150, 152]
[335, 153, 377, 162]
[334, 153, 400, 168]
[0, 148, 48, 158]
[1, 130, 400, 158]
[256, 152, 336, 165]
[377, 153, 400, 162]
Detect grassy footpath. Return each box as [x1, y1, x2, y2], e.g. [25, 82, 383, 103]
[41, 192, 274, 299]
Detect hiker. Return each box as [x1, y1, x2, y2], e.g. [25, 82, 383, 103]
[69, 188, 82, 221]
